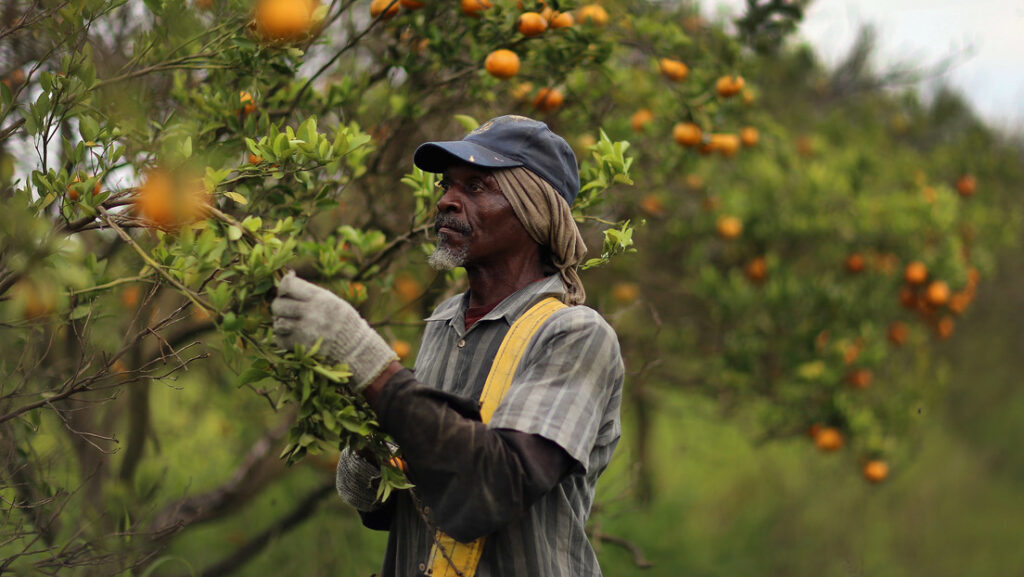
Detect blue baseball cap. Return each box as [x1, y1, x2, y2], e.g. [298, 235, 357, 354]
[413, 115, 581, 207]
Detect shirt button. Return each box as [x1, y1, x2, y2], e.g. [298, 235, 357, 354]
[418, 562, 427, 572]
[457, 339, 466, 349]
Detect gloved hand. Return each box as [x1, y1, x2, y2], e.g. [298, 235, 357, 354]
[271, 271, 398, 391]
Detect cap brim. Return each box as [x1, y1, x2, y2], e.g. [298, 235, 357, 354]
[413, 141, 523, 173]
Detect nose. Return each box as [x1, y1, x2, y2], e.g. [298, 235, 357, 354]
[437, 185, 462, 213]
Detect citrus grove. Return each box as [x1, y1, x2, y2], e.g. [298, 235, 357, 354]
[1, 0, 1022, 574]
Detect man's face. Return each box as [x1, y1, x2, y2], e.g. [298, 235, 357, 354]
[428, 163, 533, 271]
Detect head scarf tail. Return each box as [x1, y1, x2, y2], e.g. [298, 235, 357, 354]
[492, 167, 588, 305]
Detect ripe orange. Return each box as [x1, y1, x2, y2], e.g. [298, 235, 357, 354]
[549, 11, 573, 28]
[248, 153, 263, 165]
[843, 340, 862, 365]
[517, 12, 548, 36]
[485, 49, 520, 79]
[239, 91, 257, 115]
[715, 215, 742, 239]
[814, 427, 843, 452]
[658, 58, 689, 81]
[955, 174, 976, 197]
[370, 0, 400, 19]
[935, 316, 954, 339]
[391, 340, 412, 360]
[639, 194, 664, 217]
[846, 368, 873, 389]
[745, 257, 767, 283]
[739, 126, 759, 147]
[344, 281, 367, 302]
[394, 274, 422, 303]
[461, 0, 491, 17]
[898, 286, 917, 310]
[888, 321, 909, 346]
[948, 291, 971, 315]
[708, 133, 740, 157]
[630, 108, 654, 132]
[672, 122, 702, 147]
[533, 87, 564, 111]
[12, 278, 57, 320]
[845, 253, 865, 273]
[924, 280, 950, 307]
[903, 261, 928, 285]
[255, 0, 317, 42]
[121, 286, 141, 308]
[611, 282, 640, 304]
[863, 459, 889, 483]
[715, 75, 745, 97]
[68, 176, 101, 201]
[134, 169, 210, 231]
[576, 4, 608, 26]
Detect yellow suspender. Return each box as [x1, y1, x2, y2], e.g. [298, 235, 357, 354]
[426, 297, 567, 577]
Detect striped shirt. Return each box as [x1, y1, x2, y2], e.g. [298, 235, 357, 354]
[370, 274, 623, 577]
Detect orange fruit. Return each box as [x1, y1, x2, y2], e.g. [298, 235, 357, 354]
[549, 11, 573, 28]
[745, 257, 767, 283]
[639, 194, 664, 217]
[708, 133, 740, 157]
[387, 455, 409, 473]
[517, 12, 548, 36]
[12, 278, 58, 320]
[739, 126, 759, 147]
[846, 368, 873, 389]
[511, 82, 534, 101]
[843, 340, 862, 365]
[863, 459, 889, 483]
[391, 340, 412, 360]
[924, 280, 950, 307]
[715, 75, 745, 97]
[715, 215, 742, 239]
[484, 49, 520, 79]
[611, 282, 640, 304]
[630, 108, 654, 132]
[461, 0, 491, 17]
[814, 427, 844, 452]
[121, 286, 141, 308]
[394, 274, 422, 302]
[948, 291, 971, 315]
[888, 321, 909, 346]
[955, 174, 976, 197]
[658, 58, 689, 81]
[248, 153, 263, 165]
[903, 261, 928, 285]
[533, 87, 564, 111]
[344, 281, 367, 302]
[255, 0, 317, 42]
[795, 135, 814, 157]
[576, 4, 608, 26]
[239, 91, 257, 115]
[400, 0, 424, 9]
[845, 253, 865, 273]
[936, 316, 954, 339]
[898, 286, 917, 310]
[370, 0, 400, 19]
[672, 122, 702, 147]
[134, 169, 210, 231]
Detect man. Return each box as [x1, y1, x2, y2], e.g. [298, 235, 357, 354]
[272, 115, 623, 576]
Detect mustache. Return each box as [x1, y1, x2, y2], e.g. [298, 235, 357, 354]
[434, 214, 472, 235]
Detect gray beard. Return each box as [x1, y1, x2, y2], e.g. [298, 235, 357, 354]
[427, 243, 468, 271]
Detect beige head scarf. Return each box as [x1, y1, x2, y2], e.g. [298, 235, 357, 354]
[492, 166, 588, 305]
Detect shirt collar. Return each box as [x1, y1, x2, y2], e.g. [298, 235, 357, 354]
[425, 275, 566, 331]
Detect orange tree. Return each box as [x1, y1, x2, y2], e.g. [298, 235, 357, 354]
[6, 0, 1019, 573]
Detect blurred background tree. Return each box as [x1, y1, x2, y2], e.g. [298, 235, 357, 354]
[1, 0, 1021, 575]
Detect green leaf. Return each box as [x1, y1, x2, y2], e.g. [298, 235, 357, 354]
[224, 191, 248, 205]
[181, 136, 192, 159]
[453, 114, 480, 131]
[227, 226, 243, 241]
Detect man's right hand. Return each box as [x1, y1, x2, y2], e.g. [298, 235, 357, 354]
[271, 271, 397, 391]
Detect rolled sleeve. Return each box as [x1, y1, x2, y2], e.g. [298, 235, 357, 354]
[488, 306, 624, 472]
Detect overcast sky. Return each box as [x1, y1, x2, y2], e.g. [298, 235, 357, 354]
[708, 0, 1024, 133]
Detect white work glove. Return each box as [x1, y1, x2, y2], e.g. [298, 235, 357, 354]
[271, 271, 397, 391]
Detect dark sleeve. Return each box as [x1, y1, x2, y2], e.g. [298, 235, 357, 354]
[370, 368, 573, 543]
